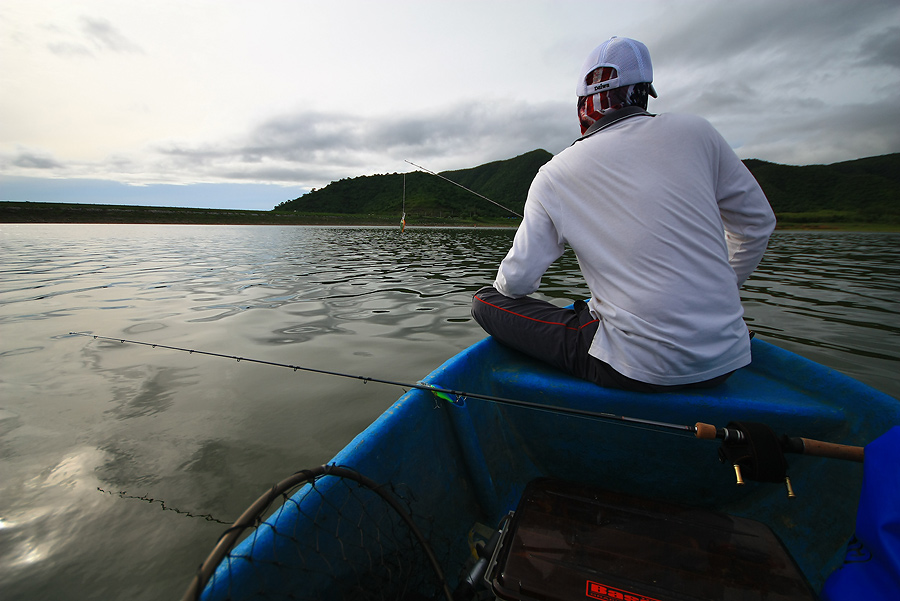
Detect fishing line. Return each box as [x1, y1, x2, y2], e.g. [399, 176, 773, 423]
[69, 332, 699, 438]
[404, 160, 524, 219]
[400, 172, 407, 232]
[97, 487, 231, 524]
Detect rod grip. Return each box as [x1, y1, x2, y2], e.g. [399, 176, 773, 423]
[795, 437, 865, 463]
[695, 422, 718, 440]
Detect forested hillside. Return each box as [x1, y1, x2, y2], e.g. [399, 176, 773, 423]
[744, 154, 899, 222]
[276, 151, 900, 225]
[275, 150, 552, 219]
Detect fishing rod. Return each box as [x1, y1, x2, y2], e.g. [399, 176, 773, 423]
[69, 332, 864, 466]
[404, 160, 524, 219]
[69, 332, 691, 434]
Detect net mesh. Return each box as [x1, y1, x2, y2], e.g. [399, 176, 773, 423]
[185, 465, 459, 601]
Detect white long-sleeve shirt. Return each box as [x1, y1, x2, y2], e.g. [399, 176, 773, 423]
[494, 112, 776, 385]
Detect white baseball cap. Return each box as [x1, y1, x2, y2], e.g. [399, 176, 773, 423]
[576, 36, 658, 98]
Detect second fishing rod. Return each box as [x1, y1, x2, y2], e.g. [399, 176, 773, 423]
[405, 160, 524, 219]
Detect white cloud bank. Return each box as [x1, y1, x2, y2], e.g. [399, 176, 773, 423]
[1, 0, 898, 209]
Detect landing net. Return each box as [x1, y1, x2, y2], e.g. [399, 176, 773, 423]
[183, 465, 455, 601]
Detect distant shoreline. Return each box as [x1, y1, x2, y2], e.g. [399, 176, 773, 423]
[1, 201, 897, 232]
[0, 201, 517, 227]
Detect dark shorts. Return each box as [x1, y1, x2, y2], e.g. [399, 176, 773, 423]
[471, 286, 731, 392]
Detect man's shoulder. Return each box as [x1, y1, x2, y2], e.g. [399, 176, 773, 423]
[653, 111, 715, 129]
[650, 112, 724, 145]
[537, 144, 580, 179]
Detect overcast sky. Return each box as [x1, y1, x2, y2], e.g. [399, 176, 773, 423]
[2, 0, 899, 210]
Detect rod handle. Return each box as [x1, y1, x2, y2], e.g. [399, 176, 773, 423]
[793, 437, 865, 463]
[695, 422, 718, 440]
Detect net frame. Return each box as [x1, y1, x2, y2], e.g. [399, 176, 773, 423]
[182, 464, 453, 601]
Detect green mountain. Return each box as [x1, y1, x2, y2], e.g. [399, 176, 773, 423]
[275, 149, 553, 219]
[276, 151, 900, 224]
[744, 155, 899, 222]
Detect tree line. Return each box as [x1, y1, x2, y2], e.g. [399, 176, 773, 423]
[276, 150, 900, 226]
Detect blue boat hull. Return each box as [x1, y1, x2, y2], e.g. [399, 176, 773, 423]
[198, 338, 899, 599]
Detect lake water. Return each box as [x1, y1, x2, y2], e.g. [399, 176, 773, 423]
[0, 224, 897, 600]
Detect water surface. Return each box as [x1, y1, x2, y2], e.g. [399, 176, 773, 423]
[0, 225, 897, 600]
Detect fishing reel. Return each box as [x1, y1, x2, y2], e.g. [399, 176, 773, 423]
[715, 421, 797, 497]
[696, 419, 864, 497]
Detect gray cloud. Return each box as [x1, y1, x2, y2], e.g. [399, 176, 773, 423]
[46, 41, 94, 57]
[648, 0, 899, 102]
[858, 26, 900, 68]
[652, 1, 897, 65]
[80, 17, 143, 53]
[639, 0, 899, 165]
[47, 16, 143, 57]
[10, 0, 899, 198]
[153, 100, 575, 188]
[740, 98, 900, 165]
[11, 150, 63, 170]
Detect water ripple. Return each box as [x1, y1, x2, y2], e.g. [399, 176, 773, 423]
[0, 224, 897, 601]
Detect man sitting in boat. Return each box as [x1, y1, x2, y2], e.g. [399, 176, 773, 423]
[472, 36, 776, 392]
